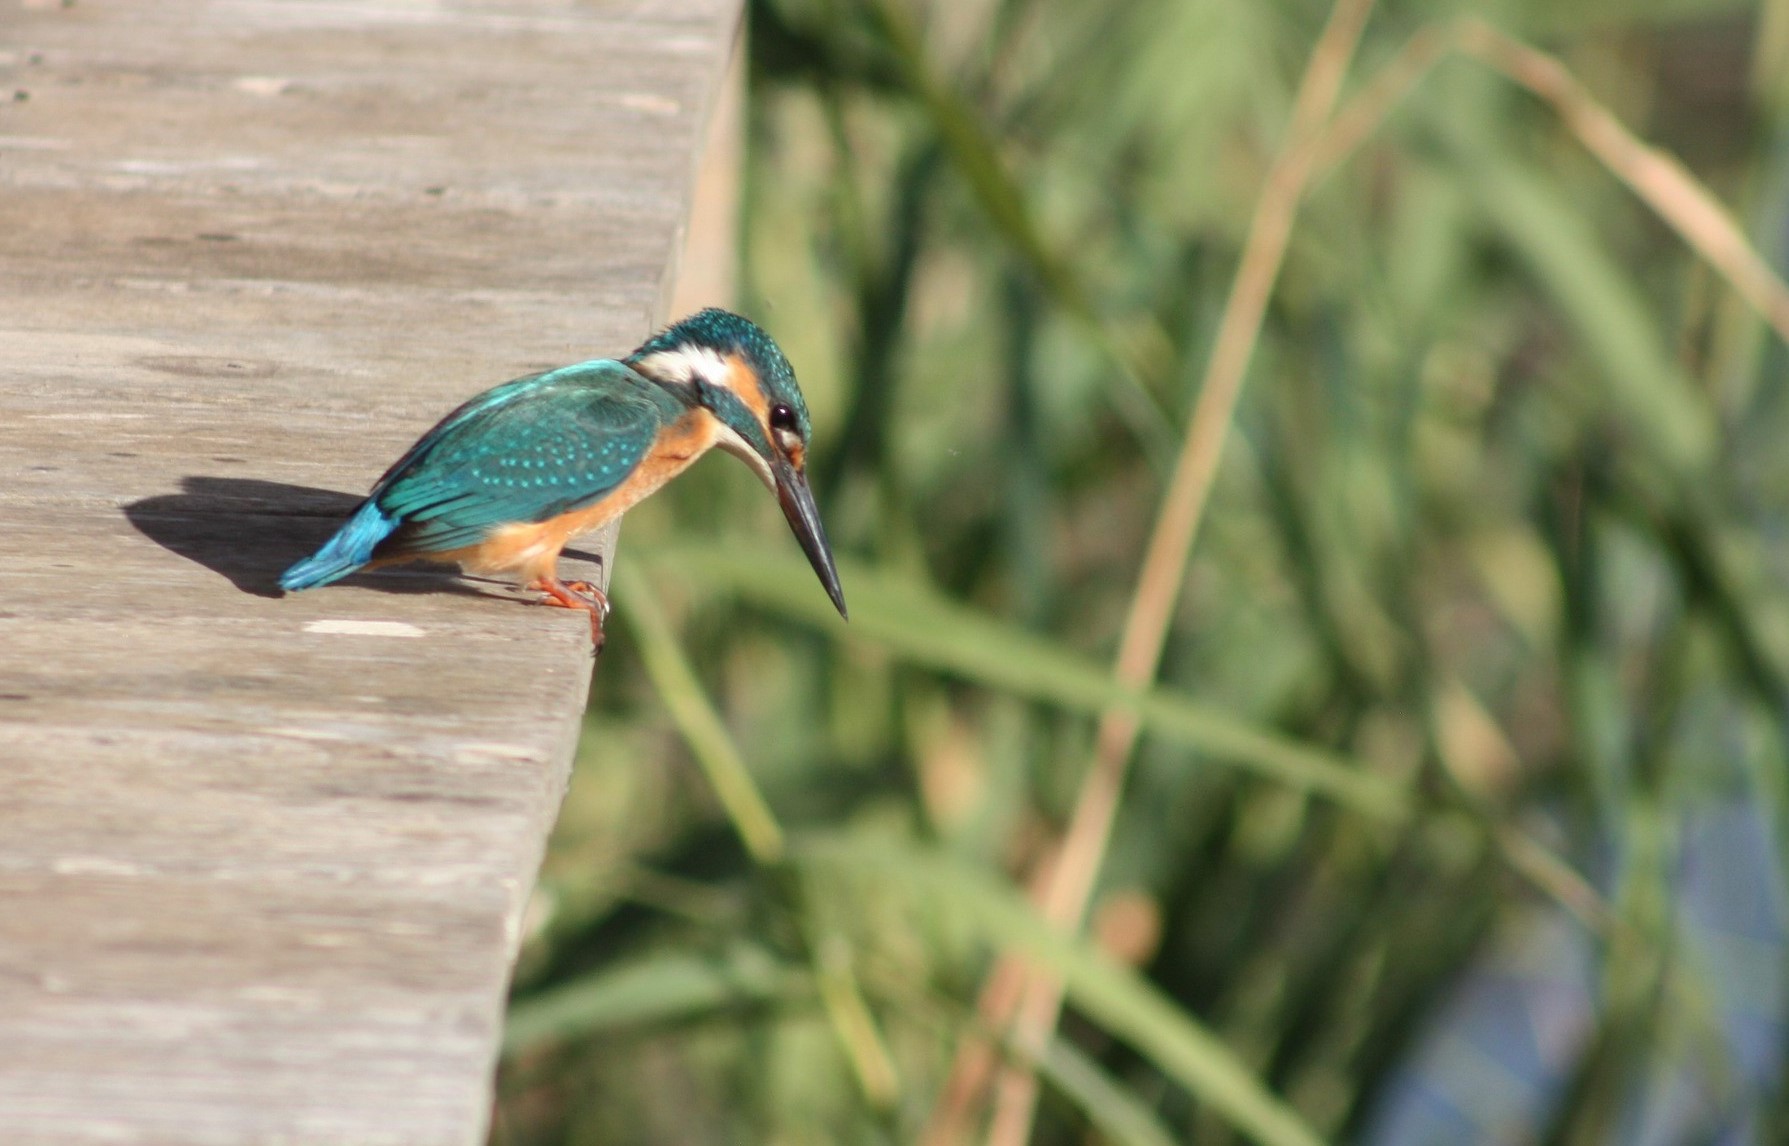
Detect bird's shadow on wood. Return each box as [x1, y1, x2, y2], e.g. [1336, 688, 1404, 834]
[122, 476, 512, 601]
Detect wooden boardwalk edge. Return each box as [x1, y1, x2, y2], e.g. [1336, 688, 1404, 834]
[0, 2, 741, 1142]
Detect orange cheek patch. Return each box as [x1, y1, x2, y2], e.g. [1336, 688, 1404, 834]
[724, 353, 770, 425]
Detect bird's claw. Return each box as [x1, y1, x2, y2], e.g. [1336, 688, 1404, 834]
[529, 578, 611, 655]
[562, 581, 612, 621]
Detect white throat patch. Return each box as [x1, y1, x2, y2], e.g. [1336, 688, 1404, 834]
[634, 345, 733, 391]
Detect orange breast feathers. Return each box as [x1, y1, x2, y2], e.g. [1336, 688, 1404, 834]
[441, 408, 725, 585]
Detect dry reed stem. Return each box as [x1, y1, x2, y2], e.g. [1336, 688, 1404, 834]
[1304, 21, 1455, 180]
[923, 11, 1789, 1144]
[1292, 9, 1789, 956]
[920, 847, 1059, 1146]
[978, 1, 1380, 1142]
[1312, 20, 1789, 347]
[1458, 18, 1789, 347]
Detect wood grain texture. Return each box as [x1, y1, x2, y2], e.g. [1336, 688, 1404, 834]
[0, 1, 739, 1141]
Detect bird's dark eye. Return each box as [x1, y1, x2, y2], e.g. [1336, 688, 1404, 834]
[769, 403, 797, 432]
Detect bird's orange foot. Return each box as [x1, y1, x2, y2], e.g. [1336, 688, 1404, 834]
[561, 581, 609, 613]
[529, 578, 611, 655]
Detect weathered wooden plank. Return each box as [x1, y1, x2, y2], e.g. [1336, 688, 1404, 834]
[0, 1, 739, 1141]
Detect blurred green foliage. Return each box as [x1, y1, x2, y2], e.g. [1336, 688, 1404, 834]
[494, 0, 1789, 1141]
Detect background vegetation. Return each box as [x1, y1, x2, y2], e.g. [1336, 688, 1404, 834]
[494, 0, 1789, 1141]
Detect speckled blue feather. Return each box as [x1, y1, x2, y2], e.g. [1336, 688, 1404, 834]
[280, 359, 687, 590]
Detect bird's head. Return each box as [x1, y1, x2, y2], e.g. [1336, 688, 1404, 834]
[628, 308, 846, 619]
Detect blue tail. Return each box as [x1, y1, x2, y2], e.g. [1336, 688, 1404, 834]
[280, 500, 400, 591]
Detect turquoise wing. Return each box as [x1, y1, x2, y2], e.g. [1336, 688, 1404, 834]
[369, 359, 670, 556]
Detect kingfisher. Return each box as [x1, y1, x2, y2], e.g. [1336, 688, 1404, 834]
[279, 308, 847, 648]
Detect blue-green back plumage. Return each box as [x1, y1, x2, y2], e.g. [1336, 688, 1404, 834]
[375, 360, 680, 553]
[280, 359, 685, 589]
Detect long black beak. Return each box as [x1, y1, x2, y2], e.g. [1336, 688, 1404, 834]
[773, 458, 848, 620]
